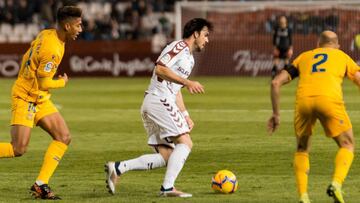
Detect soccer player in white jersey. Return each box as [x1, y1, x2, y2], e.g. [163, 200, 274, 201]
[105, 18, 213, 197]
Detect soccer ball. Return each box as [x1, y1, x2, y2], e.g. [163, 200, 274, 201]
[211, 170, 238, 194]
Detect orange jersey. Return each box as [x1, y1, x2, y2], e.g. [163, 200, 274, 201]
[292, 47, 360, 101]
[12, 29, 65, 103]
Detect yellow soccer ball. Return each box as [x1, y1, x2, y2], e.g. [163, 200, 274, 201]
[211, 170, 238, 194]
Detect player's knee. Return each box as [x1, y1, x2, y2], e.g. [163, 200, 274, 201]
[271, 79, 280, 88]
[62, 133, 71, 145]
[55, 131, 71, 145]
[173, 134, 193, 149]
[12, 144, 27, 156]
[186, 139, 193, 150]
[180, 137, 193, 150]
[160, 151, 171, 162]
[335, 131, 355, 150]
[296, 142, 309, 152]
[338, 137, 354, 150]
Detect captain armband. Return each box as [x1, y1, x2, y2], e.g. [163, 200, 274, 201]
[284, 64, 299, 79]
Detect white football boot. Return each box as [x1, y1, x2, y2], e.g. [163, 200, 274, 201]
[159, 186, 192, 198]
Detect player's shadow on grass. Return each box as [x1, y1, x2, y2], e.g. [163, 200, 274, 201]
[78, 188, 117, 199]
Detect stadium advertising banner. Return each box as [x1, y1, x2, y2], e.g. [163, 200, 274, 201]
[0, 36, 359, 77]
[178, 1, 360, 76]
[194, 35, 360, 76]
[0, 41, 157, 78]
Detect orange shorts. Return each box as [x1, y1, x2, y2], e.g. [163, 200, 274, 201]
[294, 96, 352, 137]
[11, 96, 58, 128]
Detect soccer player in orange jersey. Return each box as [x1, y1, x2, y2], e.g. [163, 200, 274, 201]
[268, 30, 360, 203]
[0, 6, 82, 199]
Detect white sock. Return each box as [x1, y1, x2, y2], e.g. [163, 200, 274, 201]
[35, 180, 44, 186]
[162, 144, 191, 189]
[116, 153, 166, 174]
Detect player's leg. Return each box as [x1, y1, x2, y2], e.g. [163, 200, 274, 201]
[105, 145, 170, 195]
[272, 58, 280, 79]
[328, 130, 354, 203]
[295, 134, 312, 203]
[0, 125, 31, 158]
[272, 47, 280, 79]
[294, 99, 315, 203]
[113, 145, 170, 174]
[325, 129, 354, 203]
[36, 112, 71, 183]
[105, 96, 174, 195]
[31, 104, 70, 200]
[332, 128, 354, 184]
[284, 47, 293, 66]
[160, 133, 192, 197]
[1, 98, 35, 158]
[318, 98, 353, 203]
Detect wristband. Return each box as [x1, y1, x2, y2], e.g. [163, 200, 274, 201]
[182, 110, 189, 117]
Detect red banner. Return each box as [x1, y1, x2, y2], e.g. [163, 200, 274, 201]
[0, 41, 157, 77]
[0, 36, 359, 77]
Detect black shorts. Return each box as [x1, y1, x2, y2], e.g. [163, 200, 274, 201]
[274, 47, 291, 59]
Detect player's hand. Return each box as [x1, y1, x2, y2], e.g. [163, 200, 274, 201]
[185, 116, 194, 131]
[59, 73, 68, 84]
[267, 114, 280, 135]
[184, 80, 204, 94]
[287, 47, 293, 58]
[273, 48, 280, 56]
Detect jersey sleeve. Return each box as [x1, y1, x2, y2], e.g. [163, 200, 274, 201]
[345, 54, 360, 81]
[292, 53, 302, 69]
[38, 77, 65, 90]
[156, 41, 187, 68]
[36, 47, 59, 78]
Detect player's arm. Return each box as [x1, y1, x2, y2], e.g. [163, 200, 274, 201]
[345, 55, 360, 87]
[155, 64, 204, 94]
[38, 74, 68, 90]
[176, 91, 194, 130]
[268, 66, 296, 135]
[272, 29, 277, 46]
[36, 48, 68, 91]
[288, 28, 293, 47]
[353, 71, 360, 87]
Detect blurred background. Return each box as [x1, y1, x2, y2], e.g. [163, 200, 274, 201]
[0, 0, 359, 77]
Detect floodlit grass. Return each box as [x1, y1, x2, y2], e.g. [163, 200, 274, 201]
[0, 77, 359, 202]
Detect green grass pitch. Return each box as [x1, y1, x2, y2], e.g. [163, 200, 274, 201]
[0, 77, 359, 202]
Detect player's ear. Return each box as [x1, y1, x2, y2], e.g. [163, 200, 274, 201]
[194, 31, 199, 39]
[64, 23, 70, 32]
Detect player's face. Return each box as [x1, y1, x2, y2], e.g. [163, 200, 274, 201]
[194, 27, 210, 52]
[279, 17, 287, 28]
[65, 18, 83, 41]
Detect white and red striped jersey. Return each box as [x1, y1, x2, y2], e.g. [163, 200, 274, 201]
[145, 40, 194, 101]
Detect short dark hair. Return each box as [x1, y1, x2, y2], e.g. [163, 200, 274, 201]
[57, 6, 82, 24]
[182, 18, 213, 39]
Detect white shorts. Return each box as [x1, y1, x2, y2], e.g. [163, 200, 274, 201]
[141, 94, 190, 148]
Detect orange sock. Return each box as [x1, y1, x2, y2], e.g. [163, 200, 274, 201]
[294, 152, 310, 196]
[333, 148, 354, 185]
[0, 143, 15, 158]
[36, 141, 68, 184]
